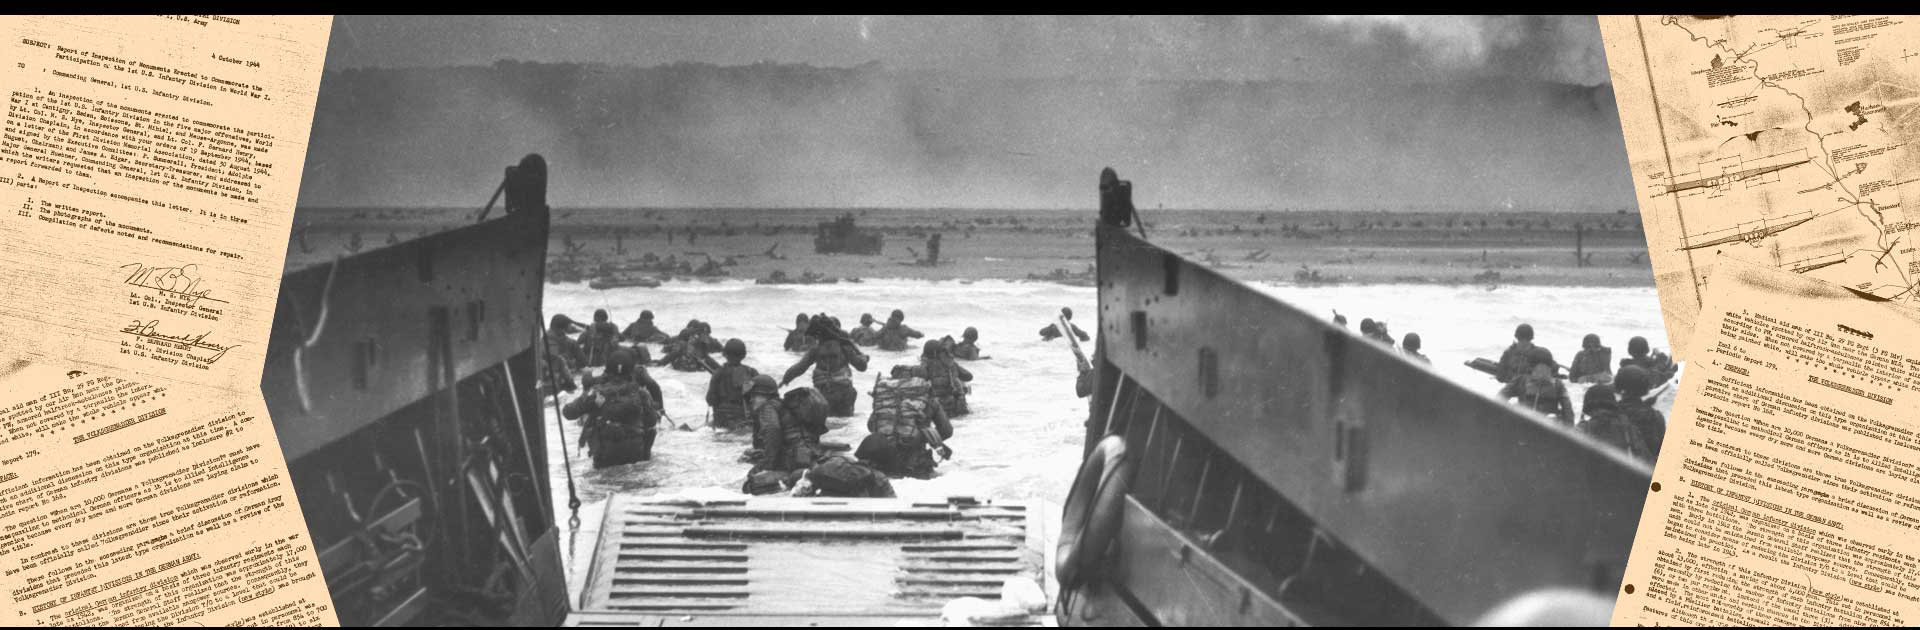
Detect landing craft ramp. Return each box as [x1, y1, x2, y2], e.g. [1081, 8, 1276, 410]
[1056, 169, 1655, 626]
[566, 496, 1052, 626]
[262, 155, 567, 626]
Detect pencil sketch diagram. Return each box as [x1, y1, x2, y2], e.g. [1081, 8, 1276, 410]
[1676, 210, 1824, 251]
[1659, 154, 1809, 197]
[1753, 22, 1824, 68]
[1607, 14, 1920, 320]
[1784, 250, 1849, 274]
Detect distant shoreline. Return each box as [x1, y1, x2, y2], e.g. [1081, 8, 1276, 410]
[285, 206, 1660, 288]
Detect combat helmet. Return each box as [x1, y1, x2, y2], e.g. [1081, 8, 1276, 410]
[607, 348, 638, 378]
[1615, 365, 1652, 398]
[746, 374, 780, 397]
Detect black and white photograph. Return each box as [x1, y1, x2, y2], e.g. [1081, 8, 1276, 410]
[261, 15, 1678, 626]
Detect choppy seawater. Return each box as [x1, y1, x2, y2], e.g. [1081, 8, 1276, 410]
[540, 279, 1672, 599]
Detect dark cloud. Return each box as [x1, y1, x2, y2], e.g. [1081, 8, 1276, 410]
[323, 15, 1612, 86]
[299, 16, 1632, 211]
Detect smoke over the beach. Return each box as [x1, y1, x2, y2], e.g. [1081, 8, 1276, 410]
[300, 15, 1632, 211]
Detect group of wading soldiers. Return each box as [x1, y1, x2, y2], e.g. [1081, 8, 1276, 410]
[539, 305, 989, 498]
[1329, 312, 1677, 464]
[739, 309, 985, 497]
[1492, 323, 1675, 463]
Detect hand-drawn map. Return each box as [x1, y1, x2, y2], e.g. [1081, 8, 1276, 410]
[1601, 15, 1920, 360]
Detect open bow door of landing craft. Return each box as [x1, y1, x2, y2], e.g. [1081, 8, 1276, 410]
[1056, 169, 1654, 627]
[258, 155, 569, 626]
[566, 496, 1050, 627]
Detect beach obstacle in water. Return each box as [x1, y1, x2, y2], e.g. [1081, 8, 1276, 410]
[1574, 223, 1585, 268]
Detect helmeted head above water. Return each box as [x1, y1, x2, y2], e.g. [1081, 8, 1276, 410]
[922, 339, 945, 359]
[747, 374, 779, 398]
[1359, 318, 1378, 335]
[1583, 333, 1601, 349]
[806, 314, 839, 340]
[890, 309, 905, 323]
[796, 313, 809, 326]
[594, 309, 610, 323]
[724, 338, 746, 362]
[1402, 332, 1421, 353]
[1061, 307, 1074, 320]
[641, 310, 654, 321]
[1615, 365, 1652, 398]
[1628, 336, 1650, 358]
[963, 327, 978, 342]
[550, 314, 578, 332]
[606, 348, 637, 378]
[860, 313, 875, 327]
[1515, 323, 1535, 342]
[1583, 383, 1618, 413]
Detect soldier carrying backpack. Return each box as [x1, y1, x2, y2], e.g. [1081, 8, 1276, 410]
[799, 436, 898, 498]
[581, 309, 623, 368]
[864, 365, 953, 479]
[920, 339, 973, 417]
[563, 348, 663, 468]
[1500, 346, 1573, 424]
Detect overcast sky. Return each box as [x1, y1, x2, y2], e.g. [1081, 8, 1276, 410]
[323, 15, 1611, 85]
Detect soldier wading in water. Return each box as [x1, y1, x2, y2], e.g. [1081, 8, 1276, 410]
[564, 348, 664, 468]
[919, 339, 973, 417]
[780, 314, 870, 417]
[705, 338, 758, 431]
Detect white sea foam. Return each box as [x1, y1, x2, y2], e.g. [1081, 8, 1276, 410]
[543, 279, 1671, 594]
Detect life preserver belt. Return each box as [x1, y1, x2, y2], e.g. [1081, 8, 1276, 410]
[1056, 434, 1132, 591]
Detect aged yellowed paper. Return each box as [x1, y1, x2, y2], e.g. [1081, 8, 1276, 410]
[0, 15, 337, 626]
[1598, 16, 1920, 361]
[1611, 256, 1920, 626]
[0, 15, 331, 393]
[0, 360, 336, 625]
